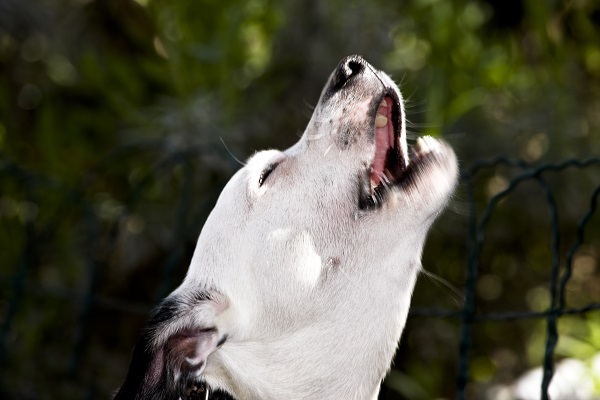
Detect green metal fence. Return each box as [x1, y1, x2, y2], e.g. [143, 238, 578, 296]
[410, 157, 600, 400]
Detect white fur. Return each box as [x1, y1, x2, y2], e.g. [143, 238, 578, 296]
[118, 55, 458, 400]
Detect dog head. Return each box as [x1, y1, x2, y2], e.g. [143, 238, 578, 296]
[115, 55, 458, 400]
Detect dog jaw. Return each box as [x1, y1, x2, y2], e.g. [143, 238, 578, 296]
[115, 55, 458, 400]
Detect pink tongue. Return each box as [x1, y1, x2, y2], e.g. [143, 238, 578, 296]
[370, 97, 394, 186]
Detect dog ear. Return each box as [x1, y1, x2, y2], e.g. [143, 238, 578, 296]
[114, 292, 226, 400]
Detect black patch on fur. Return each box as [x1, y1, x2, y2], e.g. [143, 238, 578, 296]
[258, 162, 280, 187]
[217, 334, 228, 347]
[321, 55, 366, 103]
[337, 125, 362, 150]
[114, 291, 215, 400]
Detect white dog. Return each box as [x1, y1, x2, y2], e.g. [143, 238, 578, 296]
[114, 55, 458, 400]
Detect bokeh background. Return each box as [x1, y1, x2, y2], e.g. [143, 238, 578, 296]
[1, 0, 599, 399]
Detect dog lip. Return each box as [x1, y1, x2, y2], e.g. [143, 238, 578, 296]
[359, 85, 450, 211]
[358, 87, 407, 210]
[355, 61, 452, 211]
[383, 88, 406, 168]
[358, 140, 446, 211]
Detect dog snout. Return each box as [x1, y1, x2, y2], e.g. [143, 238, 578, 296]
[330, 55, 366, 92]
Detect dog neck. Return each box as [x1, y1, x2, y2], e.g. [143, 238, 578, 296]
[203, 293, 414, 400]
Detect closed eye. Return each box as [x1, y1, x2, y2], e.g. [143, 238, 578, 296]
[258, 162, 280, 187]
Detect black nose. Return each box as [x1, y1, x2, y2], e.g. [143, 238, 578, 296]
[331, 55, 365, 91]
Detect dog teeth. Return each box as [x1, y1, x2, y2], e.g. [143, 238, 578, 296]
[375, 113, 388, 128]
[415, 136, 440, 155]
[415, 137, 426, 153]
[375, 98, 389, 128]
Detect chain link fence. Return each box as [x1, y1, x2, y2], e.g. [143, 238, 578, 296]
[409, 156, 600, 400]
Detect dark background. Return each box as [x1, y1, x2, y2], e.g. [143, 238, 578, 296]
[1, 0, 599, 399]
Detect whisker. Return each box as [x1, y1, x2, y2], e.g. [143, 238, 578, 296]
[307, 131, 329, 141]
[420, 269, 464, 306]
[406, 122, 441, 129]
[405, 131, 421, 140]
[219, 138, 246, 167]
[404, 98, 428, 109]
[375, 171, 392, 191]
[303, 99, 316, 111]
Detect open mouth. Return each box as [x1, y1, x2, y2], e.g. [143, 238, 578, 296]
[358, 94, 443, 210]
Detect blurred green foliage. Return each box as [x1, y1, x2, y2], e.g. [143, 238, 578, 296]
[1, 0, 599, 399]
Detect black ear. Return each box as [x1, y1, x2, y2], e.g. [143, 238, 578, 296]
[114, 293, 224, 400]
